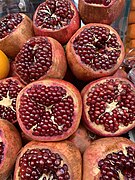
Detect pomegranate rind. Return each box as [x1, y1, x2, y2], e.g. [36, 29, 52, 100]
[81, 77, 135, 136]
[0, 13, 34, 58]
[14, 140, 82, 180]
[83, 137, 135, 180]
[16, 78, 82, 141]
[66, 23, 125, 81]
[13, 36, 67, 85]
[0, 119, 22, 180]
[33, 0, 80, 45]
[78, 0, 125, 25]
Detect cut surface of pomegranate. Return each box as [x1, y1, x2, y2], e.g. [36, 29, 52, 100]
[33, 0, 80, 44]
[16, 78, 82, 141]
[14, 140, 82, 180]
[14, 36, 67, 85]
[0, 77, 24, 124]
[78, 0, 125, 24]
[0, 119, 22, 180]
[83, 137, 135, 180]
[0, 13, 34, 58]
[81, 77, 135, 136]
[66, 23, 125, 81]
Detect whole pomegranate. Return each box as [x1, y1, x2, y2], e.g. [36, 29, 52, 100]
[78, 0, 125, 24]
[66, 23, 125, 81]
[81, 77, 135, 136]
[0, 77, 24, 124]
[16, 78, 82, 141]
[14, 140, 82, 180]
[0, 119, 22, 180]
[33, 0, 80, 44]
[13, 36, 67, 85]
[83, 137, 135, 179]
[0, 13, 34, 58]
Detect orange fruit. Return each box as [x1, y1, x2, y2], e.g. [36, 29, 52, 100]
[0, 50, 10, 79]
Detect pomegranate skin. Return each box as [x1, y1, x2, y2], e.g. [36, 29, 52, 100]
[0, 13, 34, 58]
[16, 78, 82, 141]
[81, 77, 135, 136]
[33, 0, 80, 45]
[14, 140, 82, 180]
[13, 36, 67, 85]
[66, 23, 125, 81]
[78, 0, 125, 25]
[0, 119, 22, 180]
[83, 137, 135, 180]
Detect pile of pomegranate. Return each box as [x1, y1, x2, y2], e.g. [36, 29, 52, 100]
[0, 0, 135, 179]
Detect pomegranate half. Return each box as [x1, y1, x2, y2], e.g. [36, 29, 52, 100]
[33, 0, 80, 45]
[0, 13, 34, 58]
[83, 137, 135, 180]
[14, 140, 82, 180]
[78, 0, 125, 25]
[13, 36, 67, 85]
[66, 23, 125, 81]
[81, 76, 135, 136]
[0, 119, 22, 180]
[16, 78, 82, 141]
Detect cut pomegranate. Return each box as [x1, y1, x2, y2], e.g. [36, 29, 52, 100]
[66, 23, 125, 81]
[0, 13, 34, 58]
[0, 77, 24, 124]
[83, 137, 135, 180]
[78, 0, 125, 24]
[81, 77, 135, 136]
[16, 78, 82, 141]
[0, 119, 22, 180]
[13, 36, 67, 85]
[14, 140, 82, 180]
[33, 0, 80, 44]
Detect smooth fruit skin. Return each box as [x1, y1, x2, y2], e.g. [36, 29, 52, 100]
[14, 140, 82, 180]
[83, 137, 135, 180]
[0, 13, 34, 58]
[0, 119, 22, 180]
[78, 0, 125, 25]
[81, 77, 135, 136]
[33, 0, 80, 45]
[66, 23, 125, 81]
[0, 50, 10, 79]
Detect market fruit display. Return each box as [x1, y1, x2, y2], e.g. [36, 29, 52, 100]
[83, 137, 135, 179]
[0, 50, 10, 79]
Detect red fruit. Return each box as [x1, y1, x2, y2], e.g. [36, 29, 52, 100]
[16, 78, 82, 141]
[83, 137, 135, 180]
[68, 124, 96, 154]
[14, 140, 82, 180]
[78, 0, 125, 25]
[13, 36, 67, 85]
[0, 13, 34, 58]
[66, 23, 125, 81]
[81, 77, 135, 136]
[0, 119, 22, 180]
[33, 0, 80, 45]
[113, 67, 128, 79]
[0, 77, 24, 124]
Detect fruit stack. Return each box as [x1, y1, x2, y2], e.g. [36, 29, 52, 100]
[0, 0, 135, 180]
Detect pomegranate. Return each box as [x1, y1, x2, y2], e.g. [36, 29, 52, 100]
[83, 137, 135, 180]
[0, 119, 22, 180]
[113, 67, 128, 79]
[14, 140, 82, 180]
[81, 77, 135, 136]
[13, 36, 67, 85]
[0, 77, 24, 124]
[66, 23, 125, 81]
[78, 0, 125, 25]
[33, 0, 80, 45]
[16, 78, 82, 141]
[68, 124, 96, 154]
[0, 13, 34, 58]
